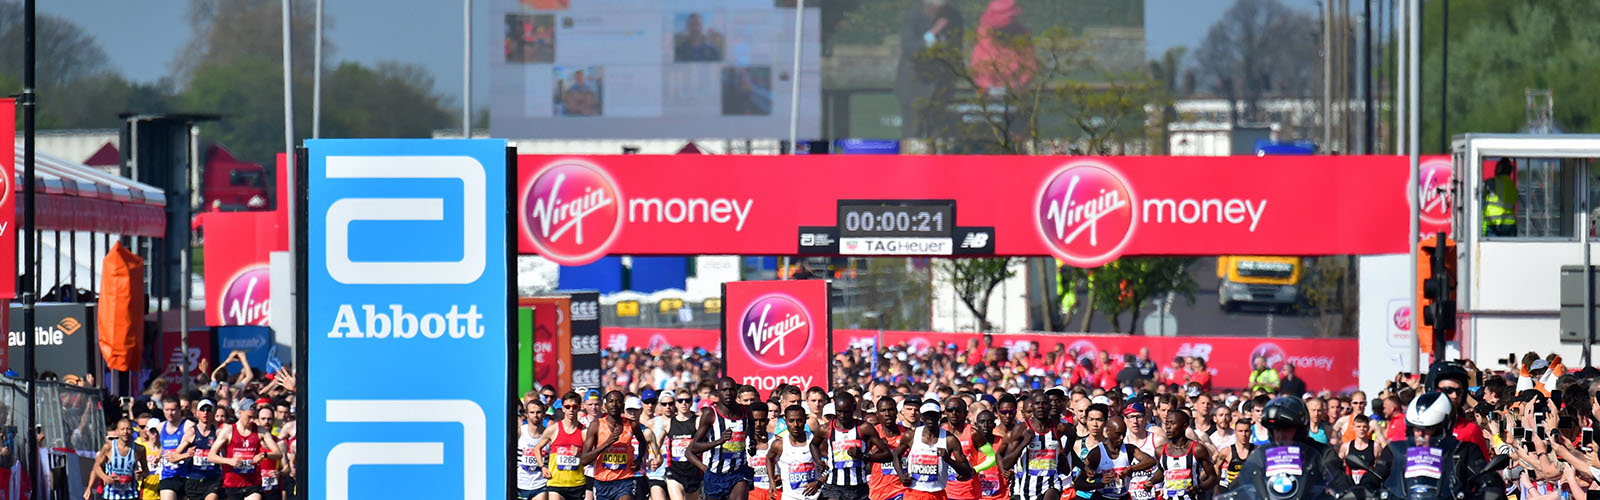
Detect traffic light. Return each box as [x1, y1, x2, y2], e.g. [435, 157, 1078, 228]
[1417, 232, 1458, 351]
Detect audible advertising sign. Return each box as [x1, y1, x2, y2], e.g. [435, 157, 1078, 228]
[7, 303, 94, 376]
[721, 280, 830, 396]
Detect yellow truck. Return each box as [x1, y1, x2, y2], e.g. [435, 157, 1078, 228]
[1216, 256, 1303, 312]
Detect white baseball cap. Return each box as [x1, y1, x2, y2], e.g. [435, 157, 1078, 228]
[919, 401, 942, 414]
[1091, 395, 1113, 406]
[823, 402, 836, 416]
[625, 397, 643, 411]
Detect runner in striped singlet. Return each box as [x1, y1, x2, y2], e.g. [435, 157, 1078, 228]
[692, 378, 755, 500]
[813, 393, 891, 500]
[1000, 393, 1075, 500]
[1213, 420, 1252, 493]
[868, 398, 907, 500]
[1155, 410, 1215, 500]
[88, 419, 147, 500]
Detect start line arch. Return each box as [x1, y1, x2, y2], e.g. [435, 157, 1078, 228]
[514, 154, 1411, 267]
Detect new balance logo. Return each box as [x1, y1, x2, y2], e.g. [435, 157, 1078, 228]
[325, 399, 486, 500]
[960, 232, 990, 249]
[324, 156, 487, 285]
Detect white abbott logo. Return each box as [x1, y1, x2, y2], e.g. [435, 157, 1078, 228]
[325, 399, 485, 500]
[322, 155, 489, 340]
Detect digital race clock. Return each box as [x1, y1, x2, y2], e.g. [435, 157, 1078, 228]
[836, 200, 955, 238]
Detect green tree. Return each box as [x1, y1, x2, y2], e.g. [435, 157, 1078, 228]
[1417, 0, 1600, 151]
[322, 62, 454, 139]
[182, 56, 298, 164]
[1191, 0, 1319, 126]
[1087, 257, 1199, 334]
[937, 258, 1017, 332]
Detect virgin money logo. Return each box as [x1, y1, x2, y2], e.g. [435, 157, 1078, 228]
[1251, 342, 1287, 370]
[222, 265, 271, 326]
[1419, 159, 1453, 228]
[1037, 162, 1137, 268]
[523, 160, 622, 266]
[738, 294, 813, 368]
[1393, 306, 1412, 332]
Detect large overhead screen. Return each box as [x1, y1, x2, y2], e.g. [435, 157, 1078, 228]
[490, 0, 822, 139]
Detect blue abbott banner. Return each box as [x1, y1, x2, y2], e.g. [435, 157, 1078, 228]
[304, 139, 510, 500]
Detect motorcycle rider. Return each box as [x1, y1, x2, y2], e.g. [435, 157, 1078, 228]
[1368, 392, 1502, 500]
[1425, 362, 1491, 459]
[1226, 397, 1348, 498]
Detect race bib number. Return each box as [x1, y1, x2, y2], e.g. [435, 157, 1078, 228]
[670, 436, 691, 461]
[520, 447, 540, 470]
[1163, 468, 1194, 497]
[980, 472, 1003, 496]
[1264, 446, 1303, 476]
[1027, 448, 1057, 476]
[1404, 447, 1443, 479]
[1101, 467, 1129, 496]
[555, 445, 581, 471]
[192, 449, 212, 468]
[233, 454, 256, 474]
[261, 470, 278, 490]
[832, 439, 862, 469]
[602, 444, 631, 471]
[752, 455, 769, 481]
[786, 462, 816, 490]
[723, 431, 746, 453]
[909, 454, 941, 483]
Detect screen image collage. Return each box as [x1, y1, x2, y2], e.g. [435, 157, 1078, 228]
[504, 0, 789, 118]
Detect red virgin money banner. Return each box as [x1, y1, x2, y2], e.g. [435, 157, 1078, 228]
[1419, 155, 1452, 237]
[0, 99, 15, 299]
[516, 155, 1410, 267]
[723, 280, 831, 396]
[603, 327, 722, 353]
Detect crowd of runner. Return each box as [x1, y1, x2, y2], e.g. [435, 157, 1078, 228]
[513, 344, 1600, 500]
[81, 350, 298, 500]
[62, 340, 1600, 500]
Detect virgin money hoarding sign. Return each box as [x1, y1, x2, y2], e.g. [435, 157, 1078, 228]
[516, 155, 1410, 266]
[722, 280, 830, 395]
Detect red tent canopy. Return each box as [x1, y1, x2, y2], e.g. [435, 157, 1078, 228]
[12, 149, 166, 237]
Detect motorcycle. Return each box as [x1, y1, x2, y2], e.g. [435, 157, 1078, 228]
[1342, 451, 1509, 500]
[1215, 443, 1347, 500]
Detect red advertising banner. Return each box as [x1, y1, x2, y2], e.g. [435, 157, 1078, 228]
[517, 155, 1410, 267]
[722, 280, 831, 395]
[203, 211, 277, 326]
[521, 297, 572, 395]
[158, 328, 214, 394]
[609, 327, 1358, 393]
[603, 327, 722, 353]
[1420, 155, 1452, 237]
[0, 99, 15, 300]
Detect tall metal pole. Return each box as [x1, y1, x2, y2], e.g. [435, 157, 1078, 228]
[1355, 9, 1366, 155]
[1363, 0, 1373, 153]
[283, 0, 295, 160]
[1407, 0, 1422, 368]
[1439, 0, 1447, 151]
[20, 0, 38, 492]
[1395, 0, 1406, 155]
[313, 0, 322, 138]
[788, 0, 806, 153]
[463, 0, 473, 137]
[1322, 0, 1332, 150]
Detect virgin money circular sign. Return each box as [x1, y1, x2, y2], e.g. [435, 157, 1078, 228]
[1419, 158, 1453, 228]
[1250, 342, 1287, 371]
[522, 159, 623, 266]
[1036, 162, 1138, 268]
[1393, 306, 1412, 332]
[221, 265, 271, 326]
[737, 293, 814, 369]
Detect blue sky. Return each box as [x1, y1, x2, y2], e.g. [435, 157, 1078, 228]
[39, 0, 1320, 104]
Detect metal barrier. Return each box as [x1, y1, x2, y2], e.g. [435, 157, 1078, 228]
[0, 379, 107, 456]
